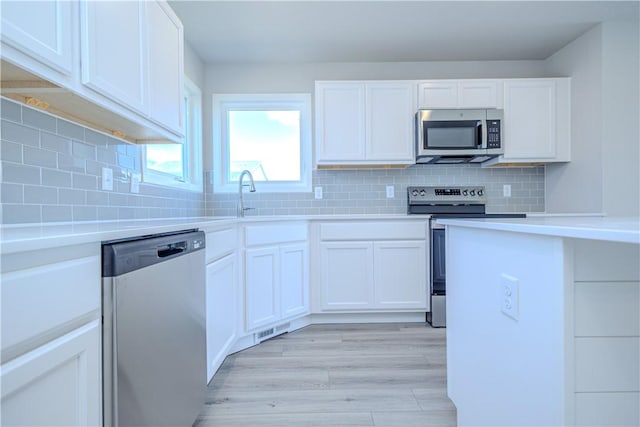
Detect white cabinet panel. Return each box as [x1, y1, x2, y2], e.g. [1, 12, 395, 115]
[315, 81, 415, 165]
[1, 255, 100, 354]
[374, 241, 427, 309]
[315, 82, 366, 161]
[81, 1, 147, 115]
[366, 82, 415, 161]
[503, 79, 556, 158]
[1, 320, 101, 427]
[280, 243, 309, 318]
[206, 254, 237, 382]
[575, 282, 640, 337]
[418, 80, 500, 109]
[320, 242, 374, 310]
[575, 392, 640, 427]
[245, 247, 280, 330]
[417, 81, 458, 108]
[1, 0, 74, 76]
[575, 337, 640, 392]
[147, 1, 184, 135]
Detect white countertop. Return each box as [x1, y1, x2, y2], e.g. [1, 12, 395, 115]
[437, 216, 640, 244]
[0, 214, 429, 254]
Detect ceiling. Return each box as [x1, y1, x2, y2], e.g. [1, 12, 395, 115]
[169, 1, 639, 65]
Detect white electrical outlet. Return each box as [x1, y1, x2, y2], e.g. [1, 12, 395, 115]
[130, 173, 140, 193]
[503, 184, 512, 198]
[101, 167, 113, 191]
[386, 185, 395, 199]
[314, 186, 323, 199]
[501, 274, 519, 321]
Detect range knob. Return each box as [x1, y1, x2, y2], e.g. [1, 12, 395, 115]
[478, 189, 484, 196]
[470, 189, 476, 196]
[419, 189, 426, 196]
[412, 189, 419, 197]
[462, 189, 468, 196]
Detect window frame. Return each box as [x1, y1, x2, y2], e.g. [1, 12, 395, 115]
[212, 93, 312, 193]
[142, 76, 203, 192]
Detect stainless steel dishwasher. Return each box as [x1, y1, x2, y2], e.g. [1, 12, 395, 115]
[101, 229, 206, 427]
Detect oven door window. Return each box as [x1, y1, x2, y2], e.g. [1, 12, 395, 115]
[431, 228, 446, 294]
[423, 120, 481, 149]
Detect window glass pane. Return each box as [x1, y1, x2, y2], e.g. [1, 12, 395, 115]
[146, 144, 184, 177]
[228, 110, 300, 182]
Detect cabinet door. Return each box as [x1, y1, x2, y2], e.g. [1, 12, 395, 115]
[366, 82, 415, 161]
[374, 241, 428, 309]
[458, 80, 500, 108]
[315, 82, 366, 162]
[245, 246, 280, 331]
[280, 243, 309, 319]
[320, 242, 374, 310]
[418, 81, 458, 108]
[503, 79, 557, 159]
[1, 321, 101, 427]
[206, 254, 237, 382]
[1, 0, 74, 76]
[147, 1, 184, 135]
[81, 0, 147, 115]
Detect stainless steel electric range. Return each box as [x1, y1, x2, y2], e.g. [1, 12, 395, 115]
[407, 186, 526, 327]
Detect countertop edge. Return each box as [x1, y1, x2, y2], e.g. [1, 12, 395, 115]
[437, 217, 640, 244]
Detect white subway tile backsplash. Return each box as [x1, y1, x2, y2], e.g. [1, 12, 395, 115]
[1, 183, 23, 203]
[56, 119, 85, 140]
[1, 120, 39, 146]
[58, 188, 85, 205]
[24, 185, 57, 204]
[2, 204, 41, 223]
[22, 108, 57, 133]
[1, 98, 22, 122]
[57, 153, 86, 173]
[72, 173, 97, 190]
[2, 162, 41, 185]
[42, 205, 72, 222]
[1, 140, 23, 163]
[41, 132, 72, 154]
[72, 140, 96, 160]
[23, 146, 57, 168]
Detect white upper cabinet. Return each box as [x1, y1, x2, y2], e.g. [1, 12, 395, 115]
[486, 78, 570, 165]
[81, 1, 147, 115]
[146, 1, 184, 135]
[0, 0, 74, 79]
[418, 79, 501, 109]
[315, 81, 416, 166]
[1, 0, 184, 143]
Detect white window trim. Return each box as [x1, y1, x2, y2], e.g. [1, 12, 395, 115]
[212, 93, 312, 193]
[142, 76, 203, 192]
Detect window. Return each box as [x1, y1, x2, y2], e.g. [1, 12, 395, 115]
[142, 77, 202, 191]
[212, 93, 312, 193]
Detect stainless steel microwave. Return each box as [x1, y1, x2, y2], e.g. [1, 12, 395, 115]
[415, 109, 504, 164]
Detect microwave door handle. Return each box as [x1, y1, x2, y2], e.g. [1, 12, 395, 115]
[476, 122, 483, 148]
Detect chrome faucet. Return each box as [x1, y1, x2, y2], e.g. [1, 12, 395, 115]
[237, 170, 256, 217]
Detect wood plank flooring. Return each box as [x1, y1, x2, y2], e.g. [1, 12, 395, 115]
[194, 323, 457, 427]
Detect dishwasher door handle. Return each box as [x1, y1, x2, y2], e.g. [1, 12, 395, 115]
[157, 242, 187, 258]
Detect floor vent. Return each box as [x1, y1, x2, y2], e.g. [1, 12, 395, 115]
[255, 322, 290, 343]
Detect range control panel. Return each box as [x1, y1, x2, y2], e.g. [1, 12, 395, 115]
[407, 186, 487, 205]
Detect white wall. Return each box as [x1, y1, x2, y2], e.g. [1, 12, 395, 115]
[545, 18, 640, 215]
[544, 25, 604, 214]
[601, 19, 640, 216]
[184, 41, 205, 89]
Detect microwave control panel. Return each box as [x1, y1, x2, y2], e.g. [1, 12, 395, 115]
[486, 120, 501, 149]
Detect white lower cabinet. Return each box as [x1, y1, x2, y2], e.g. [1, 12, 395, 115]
[317, 221, 429, 312]
[1, 321, 102, 427]
[244, 223, 309, 333]
[205, 253, 238, 382]
[0, 243, 102, 427]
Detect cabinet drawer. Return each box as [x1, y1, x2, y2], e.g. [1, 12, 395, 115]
[1, 255, 101, 357]
[206, 228, 238, 262]
[319, 221, 427, 241]
[245, 223, 308, 247]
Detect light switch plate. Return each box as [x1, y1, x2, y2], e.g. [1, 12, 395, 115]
[102, 167, 113, 191]
[130, 173, 141, 193]
[386, 185, 395, 198]
[503, 184, 511, 198]
[314, 186, 323, 199]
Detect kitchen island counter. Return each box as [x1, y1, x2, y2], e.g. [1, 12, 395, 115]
[436, 215, 639, 244]
[441, 215, 639, 427]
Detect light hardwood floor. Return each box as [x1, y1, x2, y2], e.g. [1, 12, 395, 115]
[194, 323, 457, 427]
